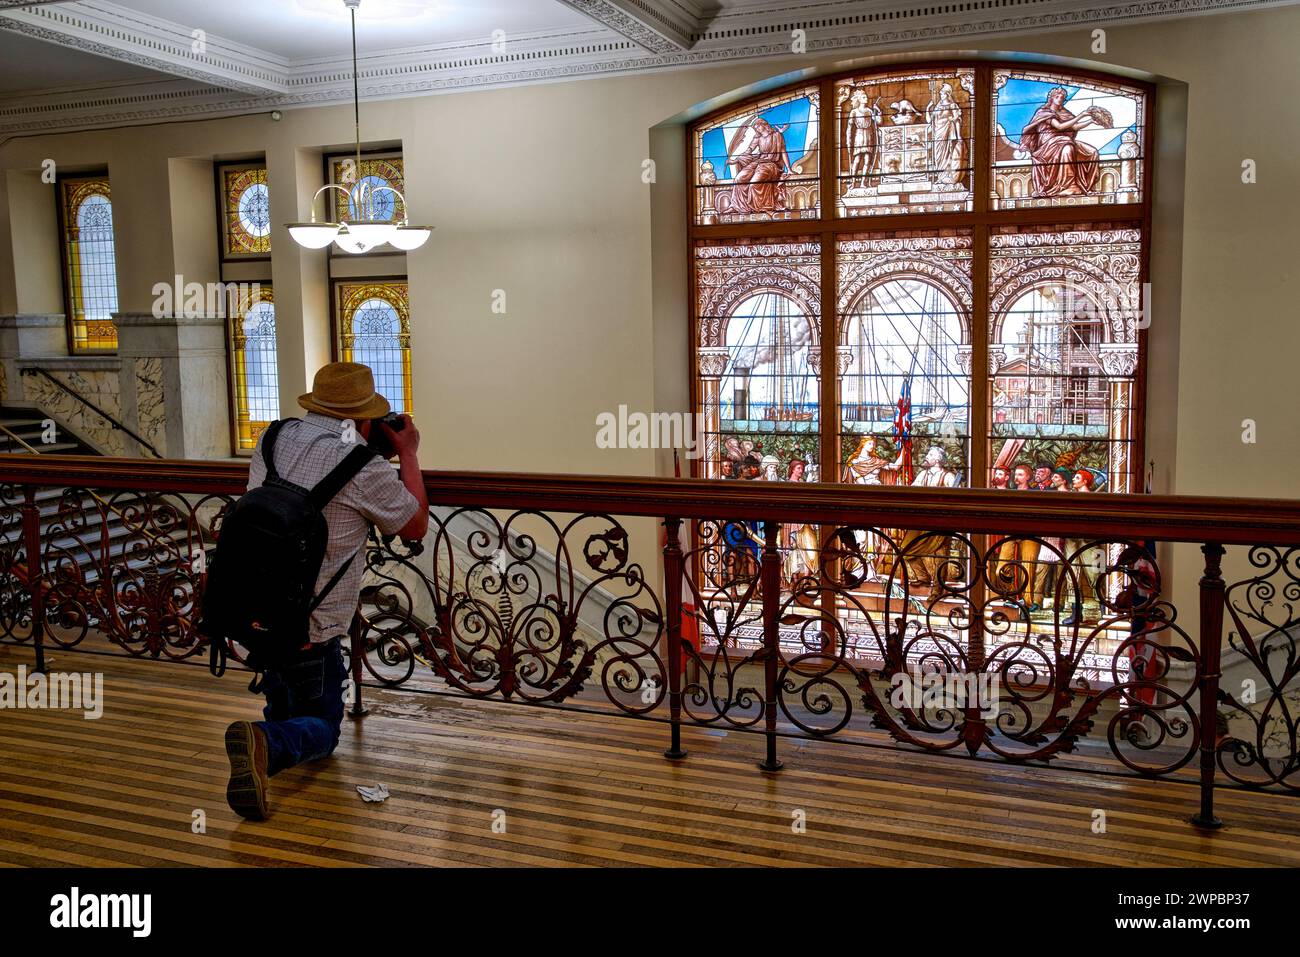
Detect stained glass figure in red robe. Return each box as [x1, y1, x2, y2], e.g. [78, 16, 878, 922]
[1020, 87, 1108, 197]
[729, 118, 793, 214]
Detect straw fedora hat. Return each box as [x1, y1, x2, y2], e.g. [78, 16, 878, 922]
[298, 362, 391, 420]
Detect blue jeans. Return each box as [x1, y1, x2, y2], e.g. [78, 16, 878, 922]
[254, 638, 348, 776]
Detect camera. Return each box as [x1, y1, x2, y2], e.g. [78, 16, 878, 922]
[367, 412, 407, 459]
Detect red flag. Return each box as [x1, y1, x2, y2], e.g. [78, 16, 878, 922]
[893, 377, 915, 484]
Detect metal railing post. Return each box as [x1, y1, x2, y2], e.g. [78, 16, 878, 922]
[662, 517, 687, 760]
[20, 486, 46, 674]
[348, 610, 368, 718]
[759, 519, 783, 772]
[1192, 541, 1226, 829]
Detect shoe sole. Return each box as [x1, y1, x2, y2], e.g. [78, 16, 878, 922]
[225, 721, 269, 821]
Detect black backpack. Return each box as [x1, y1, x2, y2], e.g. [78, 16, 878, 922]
[201, 418, 377, 680]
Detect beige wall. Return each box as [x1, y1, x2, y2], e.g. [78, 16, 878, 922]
[0, 7, 1295, 507]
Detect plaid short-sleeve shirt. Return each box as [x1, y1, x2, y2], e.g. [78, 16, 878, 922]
[247, 413, 421, 643]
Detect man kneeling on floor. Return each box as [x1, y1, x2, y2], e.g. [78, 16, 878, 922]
[201, 361, 428, 820]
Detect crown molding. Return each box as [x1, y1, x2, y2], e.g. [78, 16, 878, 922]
[556, 0, 707, 52]
[0, 1, 289, 94]
[0, 0, 1295, 136]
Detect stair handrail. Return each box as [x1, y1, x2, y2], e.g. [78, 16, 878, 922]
[0, 422, 182, 556]
[19, 366, 163, 458]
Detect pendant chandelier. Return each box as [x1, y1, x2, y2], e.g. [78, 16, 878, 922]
[286, 0, 432, 253]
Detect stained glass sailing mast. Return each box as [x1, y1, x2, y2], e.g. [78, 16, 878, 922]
[767, 294, 814, 421]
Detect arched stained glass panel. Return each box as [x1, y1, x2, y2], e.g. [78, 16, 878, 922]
[988, 223, 1142, 493]
[228, 284, 279, 452]
[991, 69, 1145, 209]
[693, 86, 820, 226]
[335, 281, 412, 414]
[60, 176, 119, 353]
[694, 238, 821, 482]
[838, 230, 973, 487]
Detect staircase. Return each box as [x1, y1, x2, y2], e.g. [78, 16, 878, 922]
[0, 407, 98, 456]
[0, 405, 195, 618]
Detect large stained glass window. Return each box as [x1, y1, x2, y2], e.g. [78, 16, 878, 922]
[992, 69, 1145, 209]
[329, 153, 406, 228]
[58, 175, 119, 353]
[220, 163, 271, 257]
[835, 69, 975, 217]
[334, 280, 412, 414]
[228, 284, 278, 452]
[689, 63, 1151, 651]
[693, 86, 820, 225]
[691, 64, 1149, 494]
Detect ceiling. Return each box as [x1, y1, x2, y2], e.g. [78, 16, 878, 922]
[116, 0, 599, 62]
[0, 0, 1286, 135]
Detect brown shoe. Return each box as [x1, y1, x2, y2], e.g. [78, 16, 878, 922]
[225, 720, 270, 820]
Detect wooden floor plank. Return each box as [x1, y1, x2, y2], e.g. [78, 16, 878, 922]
[1, 644, 1297, 868]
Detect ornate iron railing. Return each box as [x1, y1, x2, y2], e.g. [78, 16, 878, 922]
[0, 454, 1297, 827]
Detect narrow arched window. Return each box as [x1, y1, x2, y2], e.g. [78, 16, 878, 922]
[228, 284, 279, 451]
[333, 280, 411, 414]
[59, 175, 119, 353]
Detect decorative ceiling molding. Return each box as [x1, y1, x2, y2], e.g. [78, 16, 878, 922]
[555, 0, 707, 52]
[0, 0, 1295, 136]
[0, 1, 289, 93]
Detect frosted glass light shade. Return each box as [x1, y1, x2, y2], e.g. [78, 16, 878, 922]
[388, 225, 432, 250]
[287, 222, 340, 249]
[333, 222, 397, 253]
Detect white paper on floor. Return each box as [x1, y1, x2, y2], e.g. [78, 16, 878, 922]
[356, 783, 390, 803]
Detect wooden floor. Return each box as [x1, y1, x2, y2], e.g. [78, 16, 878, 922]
[1, 643, 1298, 868]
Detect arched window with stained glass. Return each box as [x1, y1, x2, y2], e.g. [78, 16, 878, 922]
[689, 61, 1152, 642]
[227, 284, 279, 453]
[219, 163, 271, 258]
[334, 280, 412, 414]
[58, 175, 119, 353]
[691, 64, 1149, 494]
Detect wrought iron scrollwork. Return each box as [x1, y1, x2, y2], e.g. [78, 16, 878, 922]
[353, 508, 665, 714]
[34, 488, 232, 659]
[1218, 545, 1300, 791]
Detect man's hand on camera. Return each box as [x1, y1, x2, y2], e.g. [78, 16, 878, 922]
[380, 415, 420, 458]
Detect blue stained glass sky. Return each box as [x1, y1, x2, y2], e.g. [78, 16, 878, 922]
[700, 97, 814, 180]
[997, 78, 1133, 154]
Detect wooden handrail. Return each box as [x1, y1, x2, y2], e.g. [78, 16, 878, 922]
[1, 451, 1298, 545]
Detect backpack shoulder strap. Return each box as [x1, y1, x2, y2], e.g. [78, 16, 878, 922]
[258, 418, 294, 483]
[308, 443, 378, 511]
